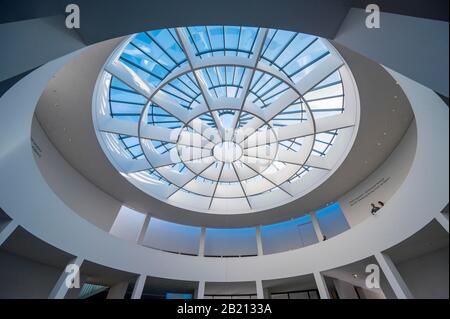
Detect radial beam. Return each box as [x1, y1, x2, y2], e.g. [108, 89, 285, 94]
[208, 162, 226, 209]
[175, 28, 225, 141]
[230, 28, 268, 136]
[167, 160, 217, 199]
[241, 161, 293, 197]
[231, 162, 252, 209]
[105, 60, 154, 98]
[237, 54, 345, 141]
[122, 158, 152, 174]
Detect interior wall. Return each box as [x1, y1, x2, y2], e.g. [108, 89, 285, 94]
[396, 246, 449, 299]
[261, 215, 318, 255]
[31, 117, 121, 231]
[109, 206, 146, 243]
[204, 281, 257, 296]
[0, 250, 61, 298]
[333, 278, 358, 299]
[204, 228, 257, 256]
[356, 286, 386, 299]
[335, 8, 449, 97]
[316, 202, 350, 238]
[142, 218, 201, 255]
[339, 120, 417, 227]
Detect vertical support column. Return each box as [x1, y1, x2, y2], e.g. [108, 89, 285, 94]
[314, 271, 330, 299]
[0, 220, 17, 246]
[375, 252, 413, 299]
[196, 280, 205, 299]
[256, 280, 264, 299]
[137, 214, 151, 244]
[49, 256, 84, 299]
[107, 281, 130, 299]
[310, 212, 324, 241]
[131, 274, 146, 299]
[256, 226, 263, 256]
[198, 226, 206, 256]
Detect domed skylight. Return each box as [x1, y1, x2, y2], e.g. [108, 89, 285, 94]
[93, 26, 359, 214]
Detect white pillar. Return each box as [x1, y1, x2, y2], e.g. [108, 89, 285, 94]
[196, 281, 205, 299]
[256, 280, 264, 299]
[314, 271, 330, 299]
[198, 226, 206, 256]
[435, 214, 449, 233]
[49, 256, 84, 299]
[0, 220, 17, 246]
[375, 252, 413, 299]
[256, 226, 263, 256]
[310, 212, 324, 241]
[107, 281, 129, 299]
[131, 274, 146, 299]
[137, 214, 151, 244]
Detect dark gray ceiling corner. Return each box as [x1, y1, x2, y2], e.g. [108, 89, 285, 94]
[436, 92, 449, 107]
[0, 0, 67, 24]
[0, 68, 37, 98]
[74, 0, 351, 44]
[351, 0, 449, 22]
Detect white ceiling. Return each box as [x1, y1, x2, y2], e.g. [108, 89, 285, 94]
[34, 36, 414, 228]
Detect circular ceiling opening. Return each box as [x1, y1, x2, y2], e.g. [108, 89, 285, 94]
[213, 142, 243, 163]
[93, 26, 360, 214]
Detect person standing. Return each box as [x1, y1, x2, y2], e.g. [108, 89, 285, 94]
[371, 203, 380, 215]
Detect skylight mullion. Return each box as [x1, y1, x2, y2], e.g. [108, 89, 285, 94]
[261, 29, 278, 57]
[208, 162, 226, 209]
[280, 37, 319, 69]
[248, 27, 261, 58]
[129, 42, 172, 73]
[236, 27, 242, 57]
[109, 100, 146, 106]
[120, 56, 163, 81]
[288, 51, 330, 78]
[240, 161, 293, 197]
[304, 94, 344, 103]
[111, 85, 142, 95]
[231, 162, 252, 209]
[270, 33, 298, 66]
[145, 32, 180, 66]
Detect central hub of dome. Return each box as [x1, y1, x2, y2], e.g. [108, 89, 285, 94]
[213, 141, 243, 163]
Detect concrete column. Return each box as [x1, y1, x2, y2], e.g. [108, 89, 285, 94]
[314, 271, 330, 299]
[310, 212, 324, 241]
[0, 220, 17, 246]
[375, 252, 413, 299]
[198, 226, 206, 256]
[107, 281, 130, 299]
[131, 274, 146, 299]
[256, 280, 264, 299]
[137, 214, 151, 244]
[49, 256, 84, 299]
[196, 280, 205, 299]
[256, 226, 263, 256]
[435, 214, 449, 233]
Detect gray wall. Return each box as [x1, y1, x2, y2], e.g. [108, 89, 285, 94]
[335, 8, 449, 97]
[340, 120, 416, 227]
[32, 117, 121, 231]
[0, 250, 61, 298]
[397, 247, 449, 299]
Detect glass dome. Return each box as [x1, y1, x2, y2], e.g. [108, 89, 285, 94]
[93, 26, 359, 214]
